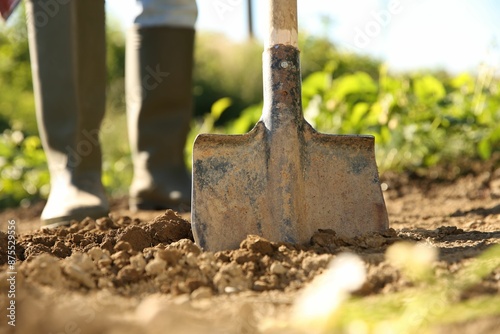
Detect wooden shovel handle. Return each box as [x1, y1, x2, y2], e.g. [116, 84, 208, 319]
[267, 0, 298, 47]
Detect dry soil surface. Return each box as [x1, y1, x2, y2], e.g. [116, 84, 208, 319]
[0, 169, 499, 334]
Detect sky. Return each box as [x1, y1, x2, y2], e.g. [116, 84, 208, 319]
[107, 0, 500, 73]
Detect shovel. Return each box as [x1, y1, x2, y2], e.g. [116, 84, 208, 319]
[192, 0, 389, 251]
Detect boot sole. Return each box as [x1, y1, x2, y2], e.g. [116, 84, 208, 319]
[41, 208, 109, 229]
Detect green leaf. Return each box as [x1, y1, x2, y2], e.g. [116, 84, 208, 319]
[478, 138, 491, 160]
[450, 72, 474, 92]
[413, 75, 446, 104]
[330, 72, 378, 102]
[210, 97, 232, 122]
[22, 135, 42, 152]
[229, 104, 262, 134]
[302, 71, 330, 97]
[350, 102, 370, 128]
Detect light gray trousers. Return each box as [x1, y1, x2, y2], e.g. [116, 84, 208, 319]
[135, 0, 198, 28]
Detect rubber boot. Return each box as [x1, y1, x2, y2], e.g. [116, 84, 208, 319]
[26, 0, 109, 228]
[126, 26, 195, 211]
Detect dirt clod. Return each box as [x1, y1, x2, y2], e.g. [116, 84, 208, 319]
[240, 234, 274, 255]
[117, 226, 152, 252]
[52, 240, 71, 258]
[147, 210, 193, 243]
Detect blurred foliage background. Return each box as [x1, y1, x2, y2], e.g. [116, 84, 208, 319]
[1, 9, 500, 209]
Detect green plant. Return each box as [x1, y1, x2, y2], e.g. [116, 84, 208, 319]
[195, 61, 500, 174]
[186, 97, 234, 169]
[0, 129, 49, 207]
[100, 113, 132, 197]
[0, 8, 37, 135]
[193, 33, 263, 122]
[295, 62, 500, 172]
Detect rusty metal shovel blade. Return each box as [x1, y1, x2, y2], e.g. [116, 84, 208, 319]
[191, 1, 388, 251]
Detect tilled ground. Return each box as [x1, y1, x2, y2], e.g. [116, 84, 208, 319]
[0, 169, 500, 333]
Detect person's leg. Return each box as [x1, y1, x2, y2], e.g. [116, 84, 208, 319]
[26, 0, 108, 227]
[127, 0, 197, 211]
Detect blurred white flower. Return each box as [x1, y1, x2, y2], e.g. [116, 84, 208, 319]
[386, 242, 438, 281]
[11, 130, 24, 145]
[292, 253, 366, 332]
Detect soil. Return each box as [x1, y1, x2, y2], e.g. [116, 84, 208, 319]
[0, 167, 499, 334]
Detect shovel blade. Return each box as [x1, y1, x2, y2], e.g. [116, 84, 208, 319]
[192, 122, 388, 251]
